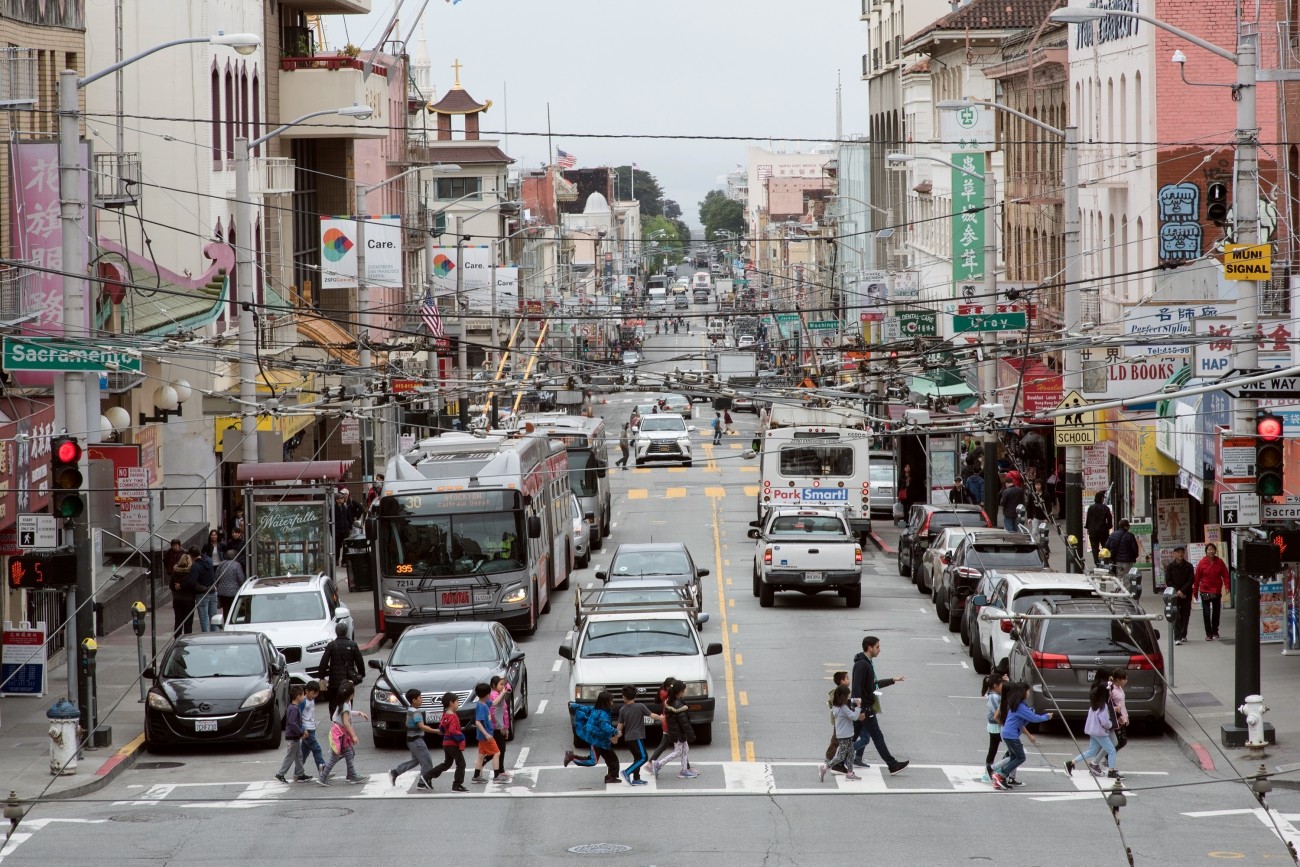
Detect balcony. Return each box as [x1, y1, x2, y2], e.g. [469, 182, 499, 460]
[278, 55, 388, 139]
[210, 157, 297, 201]
[0, 260, 36, 324]
[93, 152, 142, 207]
[284, 0, 370, 13]
[258, 311, 300, 353]
[0, 48, 38, 108]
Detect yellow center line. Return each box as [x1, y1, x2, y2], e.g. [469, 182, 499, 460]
[711, 495, 741, 763]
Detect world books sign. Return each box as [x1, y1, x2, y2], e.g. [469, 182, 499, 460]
[248, 498, 331, 578]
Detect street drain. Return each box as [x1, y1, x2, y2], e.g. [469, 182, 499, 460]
[109, 813, 181, 823]
[280, 806, 353, 820]
[567, 843, 633, 855]
[133, 761, 185, 770]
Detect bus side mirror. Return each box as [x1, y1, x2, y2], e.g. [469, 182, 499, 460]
[528, 515, 542, 539]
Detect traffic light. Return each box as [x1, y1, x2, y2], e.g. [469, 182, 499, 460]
[1206, 182, 1229, 225]
[51, 435, 84, 519]
[1255, 411, 1285, 498]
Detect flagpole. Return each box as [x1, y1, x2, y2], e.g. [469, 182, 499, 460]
[547, 102, 553, 167]
[631, 165, 635, 201]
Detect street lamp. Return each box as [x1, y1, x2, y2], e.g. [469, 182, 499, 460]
[232, 104, 374, 466]
[936, 97, 1084, 572]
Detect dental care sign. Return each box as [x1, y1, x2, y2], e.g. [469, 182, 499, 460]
[766, 488, 850, 504]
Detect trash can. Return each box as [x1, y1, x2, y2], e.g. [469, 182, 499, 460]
[47, 698, 81, 776]
[343, 538, 373, 593]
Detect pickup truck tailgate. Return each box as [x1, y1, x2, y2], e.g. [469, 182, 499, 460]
[766, 539, 859, 572]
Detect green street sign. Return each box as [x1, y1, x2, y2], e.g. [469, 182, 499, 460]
[952, 312, 1027, 333]
[2, 337, 143, 373]
[896, 311, 938, 338]
[807, 320, 840, 331]
[776, 314, 801, 324]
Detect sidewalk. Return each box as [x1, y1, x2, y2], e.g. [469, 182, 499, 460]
[0, 568, 384, 804]
[869, 520, 1300, 790]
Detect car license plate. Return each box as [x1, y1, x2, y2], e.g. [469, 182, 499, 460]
[442, 590, 470, 606]
[1086, 670, 1096, 682]
[805, 571, 824, 583]
[194, 718, 218, 732]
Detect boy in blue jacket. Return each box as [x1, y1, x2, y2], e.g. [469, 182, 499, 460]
[991, 681, 1053, 790]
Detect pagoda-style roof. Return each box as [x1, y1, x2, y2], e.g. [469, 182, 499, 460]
[429, 86, 491, 116]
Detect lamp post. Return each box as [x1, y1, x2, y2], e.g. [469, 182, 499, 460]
[888, 153, 1000, 519]
[58, 31, 260, 728]
[233, 105, 374, 466]
[1052, 5, 1261, 743]
[936, 98, 1083, 571]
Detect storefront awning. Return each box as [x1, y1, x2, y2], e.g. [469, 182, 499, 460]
[909, 373, 975, 398]
[297, 314, 360, 366]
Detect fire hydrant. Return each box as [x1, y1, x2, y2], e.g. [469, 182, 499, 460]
[1239, 694, 1269, 748]
[46, 698, 81, 776]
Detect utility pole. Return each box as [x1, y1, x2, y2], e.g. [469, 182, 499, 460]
[234, 137, 259, 465]
[455, 215, 469, 428]
[981, 172, 999, 524]
[1062, 126, 1084, 571]
[355, 187, 374, 483]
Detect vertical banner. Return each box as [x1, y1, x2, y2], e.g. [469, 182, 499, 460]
[1261, 570, 1285, 644]
[430, 246, 493, 306]
[951, 152, 986, 287]
[320, 215, 403, 290]
[1, 621, 47, 697]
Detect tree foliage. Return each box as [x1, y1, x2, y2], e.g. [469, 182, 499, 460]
[699, 190, 745, 240]
[663, 199, 682, 220]
[642, 215, 684, 274]
[613, 165, 664, 218]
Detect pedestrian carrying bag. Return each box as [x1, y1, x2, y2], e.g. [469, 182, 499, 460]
[329, 722, 355, 754]
[1109, 698, 1128, 751]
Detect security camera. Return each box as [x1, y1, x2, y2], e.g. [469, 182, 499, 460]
[979, 403, 1009, 421]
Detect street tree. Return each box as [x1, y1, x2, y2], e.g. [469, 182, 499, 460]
[699, 190, 744, 240]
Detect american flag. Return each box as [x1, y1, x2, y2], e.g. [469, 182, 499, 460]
[420, 292, 444, 338]
[556, 148, 577, 169]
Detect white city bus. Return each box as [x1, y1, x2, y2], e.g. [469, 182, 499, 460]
[512, 413, 613, 550]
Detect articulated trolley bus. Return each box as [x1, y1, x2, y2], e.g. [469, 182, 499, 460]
[375, 432, 572, 639]
[512, 413, 612, 550]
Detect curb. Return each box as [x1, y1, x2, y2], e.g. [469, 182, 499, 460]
[39, 731, 146, 801]
[359, 632, 386, 653]
[869, 531, 895, 555]
[1163, 717, 1300, 791]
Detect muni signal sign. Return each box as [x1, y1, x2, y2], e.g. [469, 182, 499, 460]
[1223, 244, 1272, 281]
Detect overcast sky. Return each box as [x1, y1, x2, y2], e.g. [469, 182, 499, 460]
[326, 0, 867, 226]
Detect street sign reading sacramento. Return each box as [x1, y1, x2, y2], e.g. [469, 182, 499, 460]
[2, 337, 143, 373]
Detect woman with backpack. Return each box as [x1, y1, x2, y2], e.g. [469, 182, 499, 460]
[168, 542, 195, 636]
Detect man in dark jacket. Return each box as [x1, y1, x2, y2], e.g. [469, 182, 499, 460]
[849, 636, 910, 775]
[1085, 492, 1113, 567]
[1104, 519, 1140, 587]
[319, 622, 365, 717]
[1164, 545, 1195, 644]
[333, 491, 353, 566]
[999, 471, 1025, 532]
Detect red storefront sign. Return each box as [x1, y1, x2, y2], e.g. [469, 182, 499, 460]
[0, 400, 57, 531]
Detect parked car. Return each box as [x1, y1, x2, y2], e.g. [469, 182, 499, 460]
[1007, 597, 1165, 724]
[215, 574, 352, 685]
[968, 571, 1104, 675]
[144, 632, 290, 751]
[867, 457, 896, 515]
[368, 621, 527, 749]
[622, 350, 641, 367]
[659, 392, 693, 419]
[961, 570, 1004, 648]
[916, 526, 976, 596]
[597, 542, 708, 612]
[934, 530, 1046, 632]
[737, 334, 756, 349]
[570, 492, 592, 569]
[897, 504, 990, 583]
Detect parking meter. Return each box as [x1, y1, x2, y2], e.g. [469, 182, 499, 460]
[1162, 587, 1177, 688]
[80, 638, 99, 737]
[130, 602, 147, 702]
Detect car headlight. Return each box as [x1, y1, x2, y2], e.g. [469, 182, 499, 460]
[241, 688, 273, 709]
[383, 594, 410, 611]
[306, 639, 330, 653]
[677, 437, 691, 446]
[502, 584, 528, 604]
[146, 690, 173, 712]
[682, 680, 708, 698]
[575, 684, 604, 701]
[373, 689, 401, 706]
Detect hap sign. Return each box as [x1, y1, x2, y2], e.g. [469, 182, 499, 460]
[768, 488, 849, 503]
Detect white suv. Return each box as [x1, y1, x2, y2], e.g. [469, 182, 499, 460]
[634, 413, 694, 467]
[217, 574, 352, 685]
[968, 571, 1103, 675]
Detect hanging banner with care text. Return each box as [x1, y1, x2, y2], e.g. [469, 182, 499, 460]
[951, 152, 986, 286]
[319, 215, 403, 290]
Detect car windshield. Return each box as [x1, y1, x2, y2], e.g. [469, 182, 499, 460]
[770, 516, 846, 535]
[1041, 617, 1157, 655]
[930, 512, 987, 532]
[391, 632, 500, 666]
[1011, 590, 1096, 614]
[596, 587, 687, 605]
[640, 417, 686, 433]
[778, 445, 853, 477]
[611, 550, 692, 577]
[966, 545, 1044, 570]
[566, 449, 600, 497]
[380, 512, 525, 577]
[936, 530, 972, 550]
[162, 643, 265, 678]
[229, 591, 325, 625]
[581, 618, 699, 657]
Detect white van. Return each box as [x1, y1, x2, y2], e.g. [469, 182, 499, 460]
[707, 319, 725, 341]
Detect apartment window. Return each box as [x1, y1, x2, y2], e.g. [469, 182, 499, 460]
[251, 68, 260, 156]
[224, 63, 235, 161]
[434, 177, 481, 199]
[873, 48, 880, 70]
[210, 62, 221, 164]
[240, 63, 249, 138]
[894, 36, 901, 62]
[885, 41, 892, 63]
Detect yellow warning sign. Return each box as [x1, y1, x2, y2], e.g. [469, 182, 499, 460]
[1224, 244, 1272, 281]
[1055, 389, 1097, 446]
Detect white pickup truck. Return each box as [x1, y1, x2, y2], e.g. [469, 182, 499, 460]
[749, 507, 863, 608]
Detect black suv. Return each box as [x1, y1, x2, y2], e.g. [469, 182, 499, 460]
[1006, 597, 1165, 723]
[934, 530, 1046, 632]
[897, 504, 989, 583]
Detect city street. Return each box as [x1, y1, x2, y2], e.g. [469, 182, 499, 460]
[4, 341, 1300, 865]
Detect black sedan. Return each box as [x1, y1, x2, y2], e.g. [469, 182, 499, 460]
[596, 542, 709, 614]
[368, 621, 528, 749]
[144, 632, 290, 751]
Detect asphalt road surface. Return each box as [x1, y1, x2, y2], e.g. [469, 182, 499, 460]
[6, 341, 1300, 864]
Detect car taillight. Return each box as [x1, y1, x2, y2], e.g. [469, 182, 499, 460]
[763, 547, 772, 565]
[1030, 651, 1072, 670]
[1000, 619, 1013, 633]
[855, 547, 862, 565]
[919, 515, 931, 535]
[1128, 653, 1162, 671]
[980, 510, 991, 526]
[955, 567, 980, 579]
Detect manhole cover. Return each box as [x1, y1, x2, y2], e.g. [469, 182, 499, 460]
[134, 761, 185, 770]
[109, 813, 180, 823]
[280, 807, 353, 820]
[567, 844, 632, 855]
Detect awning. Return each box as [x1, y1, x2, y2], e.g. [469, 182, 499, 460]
[297, 314, 360, 366]
[236, 461, 353, 483]
[212, 413, 315, 453]
[255, 369, 312, 393]
[909, 373, 975, 398]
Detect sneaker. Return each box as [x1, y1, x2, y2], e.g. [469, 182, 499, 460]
[293, 775, 311, 783]
[1174, 638, 1184, 646]
[620, 770, 633, 785]
[388, 769, 399, 787]
[651, 760, 662, 778]
[1206, 635, 1214, 641]
[472, 776, 488, 784]
[451, 784, 469, 793]
[991, 773, 1006, 790]
[1107, 769, 1122, 779]
[274, 773, 287, 784]
[984, 764, 994, 779]
[344, 775, 365, 785]
[415, 777, 433, 791]
[888, 760, 910, 776]
[495, 773, 513, 784]
[1006, 777, 1024, 787]
[1088, 762, 1103, 777]
[854, 759, 872, 768]
[604, 774, 621, 784]
[678, 769, 700, 779]
[563, 750, 576, 768]
[313, 775, 330, 787]
[1063, 760, 1075, 777]
[818, 763, 828, 783]
[629, 779, 649, 786]
[844, 772, 860, 781]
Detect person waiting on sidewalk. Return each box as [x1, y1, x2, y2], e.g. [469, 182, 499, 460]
[999, 471, 1025, 533]
[215, 548, 246, 620]
[1104, 520, 1140, 585]
[166, 541, 195, 636]
[190, 546, 219, 632]
[1193, 542, 1230, 640]
[1086, 493, 1113, 568]
[1164, 546, 1195, 644]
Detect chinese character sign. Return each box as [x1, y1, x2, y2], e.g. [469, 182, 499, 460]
[951, 152, 986, 285]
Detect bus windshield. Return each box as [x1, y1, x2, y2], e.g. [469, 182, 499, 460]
[381, 512, 524, 577]
[566, 449, 600, 498]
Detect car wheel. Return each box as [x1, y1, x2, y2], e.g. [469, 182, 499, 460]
[752, 568, 761, 598]
[263, 719, 282, 751]
[514, 676, 529, 721]
[633, 459, 642, 469]
[574, 549, 589, 571]
[694, 723, 713, 745]
[144, 737, 168, 755]
[683, 460, 693, 467]
[522, 585, 538, 636]
[845, 584, 861, 608]
[897, 548, 908, 576]
[373, 732, 403, 750]
[591, 527, 604, 551]
[971, 634, 992, 675]
[947, 604, 962, 633]
[936, 589, 951, 622]
[960, 615, 971, 646]
[916, 565, 930, 594]
[759, 580, 775, 608]
[930, 578, 939, 605]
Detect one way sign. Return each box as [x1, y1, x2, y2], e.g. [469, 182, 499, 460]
[17, 514, 58, 549]
[1227, 374, 1300, 399]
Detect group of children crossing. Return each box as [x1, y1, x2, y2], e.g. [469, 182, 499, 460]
[565, 677, 699, 784]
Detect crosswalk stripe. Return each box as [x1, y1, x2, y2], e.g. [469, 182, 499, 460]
[627, 489, 648, 500]
[744, 485, 759, 496]
[705, 487, 726, 497]
[666, 487, 687, 498]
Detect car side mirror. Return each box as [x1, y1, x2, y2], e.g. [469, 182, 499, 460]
[687, 426, 697, 433]
[509, 650, 526, 664]
[697, 569, 710, 578]
[142, 666, 156, 679]
[527, 515, 543, 539]
[595, 571, 608, 583]
[747, 528, 760, 539]
[748, 520, 760, 528]
[335, 606, 351, 621]
[368, 658, 384, 672]
[597, 467, 607, 479]
[696, 613, 710, 628]
[971, 594, 987, 607]
[210, 613, 224, 630]
[941, 554, 951, 564]
[1008, 628, 1021, 642]
[705, 642, 723, 656]
[558, 644, 574, 661]
[895, 520, 907, 529]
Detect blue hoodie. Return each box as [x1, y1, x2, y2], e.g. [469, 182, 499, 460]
[1000, 701, 1051, 740]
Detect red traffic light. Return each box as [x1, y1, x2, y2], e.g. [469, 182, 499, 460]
[53, 436, 82, 465]
[1257, 413, 1284, 442]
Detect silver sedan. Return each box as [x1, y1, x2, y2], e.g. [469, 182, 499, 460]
[916, 526, 977, 596]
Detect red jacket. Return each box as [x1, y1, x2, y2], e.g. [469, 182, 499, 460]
[1193, 556, 1230, 596]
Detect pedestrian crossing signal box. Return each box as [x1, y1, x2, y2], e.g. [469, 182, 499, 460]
[8, 552, 77, 590]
